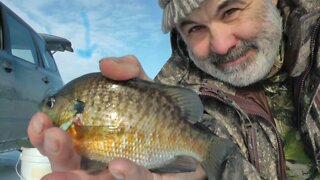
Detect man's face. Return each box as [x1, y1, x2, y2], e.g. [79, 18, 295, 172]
[177, 0, 282, 87]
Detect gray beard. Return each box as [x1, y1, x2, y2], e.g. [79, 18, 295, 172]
[188, 1, 282, 87]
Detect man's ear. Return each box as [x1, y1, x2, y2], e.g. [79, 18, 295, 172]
[272, 0, 278, 6]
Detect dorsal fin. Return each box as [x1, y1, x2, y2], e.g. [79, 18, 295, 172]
[129, 79, 204, 125]
[162, 86, 204, 125]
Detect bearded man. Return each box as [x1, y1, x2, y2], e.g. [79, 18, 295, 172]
[28, 0, 320, 179]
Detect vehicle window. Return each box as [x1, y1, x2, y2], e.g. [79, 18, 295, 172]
[0, 10, 3, 49]
[42, 50, 57, 71]
[6, 14, 37, 64]
[33, 33, 58, 71]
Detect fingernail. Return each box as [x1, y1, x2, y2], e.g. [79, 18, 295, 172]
[32, 118, 44, 134]
[99, 57, 118, 64]
[44, 133, 59, 153]
[112, 171, 125, 180]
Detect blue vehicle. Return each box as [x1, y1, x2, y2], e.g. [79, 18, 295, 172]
[0, 2, 73, 152]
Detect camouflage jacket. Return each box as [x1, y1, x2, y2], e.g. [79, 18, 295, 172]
[154, 1, 320, 179]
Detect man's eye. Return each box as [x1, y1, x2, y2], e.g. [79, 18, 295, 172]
[188, 25, 204, 34]
[223, 8, 239, 18]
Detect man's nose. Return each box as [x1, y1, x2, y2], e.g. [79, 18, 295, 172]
[209, 23, 237, 55]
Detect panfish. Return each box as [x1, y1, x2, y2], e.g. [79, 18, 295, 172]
[39, 72, 234, 179]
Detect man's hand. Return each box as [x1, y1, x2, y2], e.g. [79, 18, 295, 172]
[27, 55, 206, 179]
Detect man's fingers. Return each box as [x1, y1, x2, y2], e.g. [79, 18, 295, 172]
[28, 112, 81, 171]
[28, 112, 80, 171]
[108, 158, 154, 180]
[42, 169, 114, 180]
[43, 127, 81, 171]
[99, 55, 150, 81]
[27, 112, 53, 155]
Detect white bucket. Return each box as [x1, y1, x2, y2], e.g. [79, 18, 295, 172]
[18, 147, 52, 180]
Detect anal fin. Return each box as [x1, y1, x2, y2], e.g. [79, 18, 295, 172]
[150, 156, 197, 173]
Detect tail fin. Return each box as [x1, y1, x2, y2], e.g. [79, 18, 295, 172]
[201, 136, 235, 180]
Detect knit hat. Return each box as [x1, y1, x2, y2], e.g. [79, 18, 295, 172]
[159, 0, 206, 33]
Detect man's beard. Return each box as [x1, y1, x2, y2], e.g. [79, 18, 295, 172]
[188, 1, 282, 87]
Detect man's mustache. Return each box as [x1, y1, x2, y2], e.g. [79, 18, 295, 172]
[208, 41, 258, 64]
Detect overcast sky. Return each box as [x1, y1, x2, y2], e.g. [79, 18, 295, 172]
[2, 0, 171, 83]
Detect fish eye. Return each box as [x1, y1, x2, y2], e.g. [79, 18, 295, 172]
[46, 97, 56, 109]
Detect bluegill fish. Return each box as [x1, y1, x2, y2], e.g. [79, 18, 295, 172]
[39, 72, 234, 179]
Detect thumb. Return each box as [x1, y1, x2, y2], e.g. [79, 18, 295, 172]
[99, 55, 150, 81]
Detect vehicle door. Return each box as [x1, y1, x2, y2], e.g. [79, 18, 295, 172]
[0, 6, 17, 144]
[0, 8, 49, 142]
[34, 34, 64, 98]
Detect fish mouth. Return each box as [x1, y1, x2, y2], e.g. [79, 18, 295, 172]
[38, 98, 47, 112]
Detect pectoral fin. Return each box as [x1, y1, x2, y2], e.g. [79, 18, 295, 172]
[150, 156, 197, 173]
